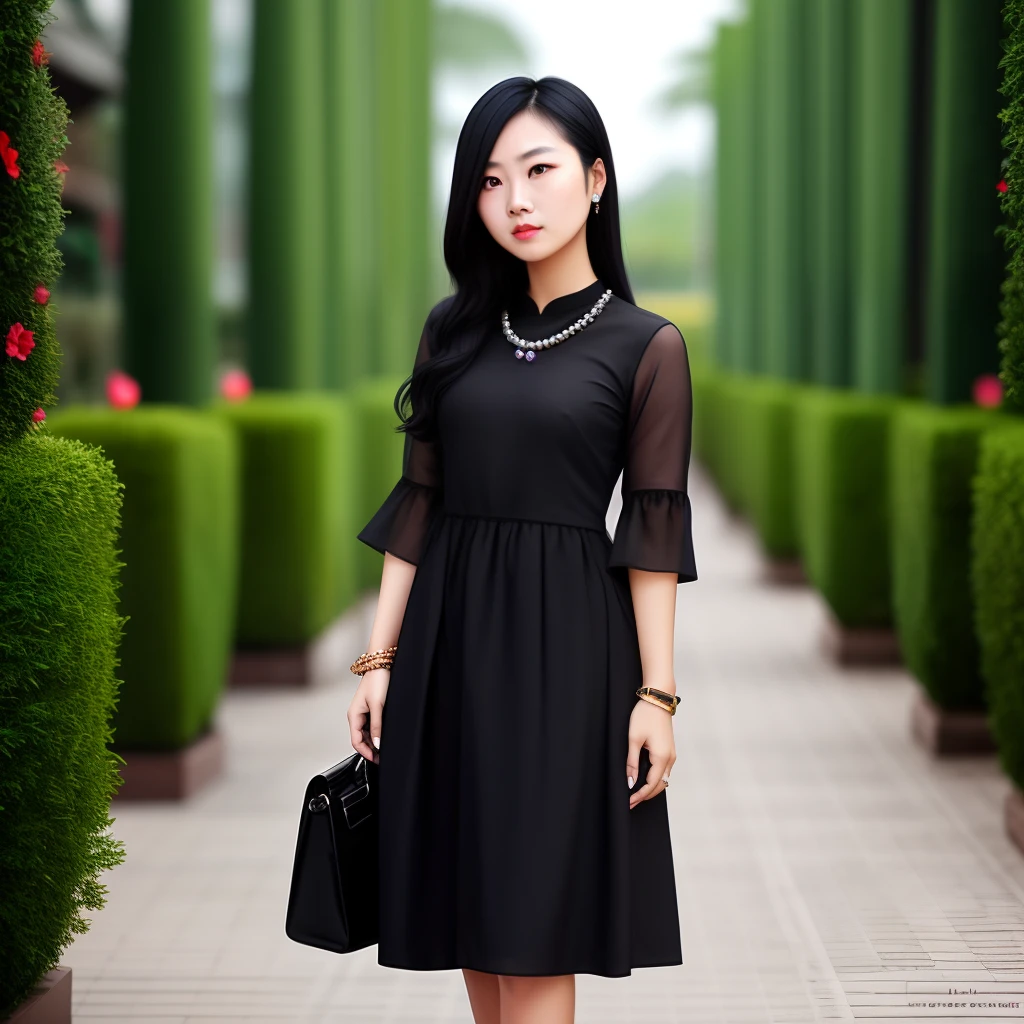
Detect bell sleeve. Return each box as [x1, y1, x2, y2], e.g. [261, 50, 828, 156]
[356, 313, 443, 566]
[607, 322, 698, 584]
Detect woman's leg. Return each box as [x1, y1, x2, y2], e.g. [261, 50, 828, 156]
[462, 968, 501, 1024]
[498, 974, 575, 1024]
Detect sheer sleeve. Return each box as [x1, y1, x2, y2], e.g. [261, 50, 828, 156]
[607, 322, 698, 584]
[356, 312, 442, 566]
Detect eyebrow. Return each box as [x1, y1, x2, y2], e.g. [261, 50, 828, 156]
[484, 146, 558, 171]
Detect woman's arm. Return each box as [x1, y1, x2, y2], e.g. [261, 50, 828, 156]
[625, 567, 678, 808]
[605, 321, 697, 807]
[347, 552, 417, 762]
[348, 307, 445, 761]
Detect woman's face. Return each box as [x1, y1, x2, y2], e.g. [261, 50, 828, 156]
[476, 109, 606, 263]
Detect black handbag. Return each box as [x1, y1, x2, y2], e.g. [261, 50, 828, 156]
[284, 750, 379, 953]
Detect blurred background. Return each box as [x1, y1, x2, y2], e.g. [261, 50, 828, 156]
[6, 0, 1024, 1020]
[45, 0, 735, 405]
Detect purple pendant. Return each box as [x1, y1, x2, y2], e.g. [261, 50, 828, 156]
[525, 350, 536, 361]
[515, 349, 524, 359]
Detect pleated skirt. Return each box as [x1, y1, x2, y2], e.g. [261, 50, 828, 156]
[376, 510, 683, 978]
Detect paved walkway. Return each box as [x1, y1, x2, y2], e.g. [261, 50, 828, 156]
[64, 461, 1024, 1022]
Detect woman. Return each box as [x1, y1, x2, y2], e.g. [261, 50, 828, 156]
[348, 75, 697, 1024]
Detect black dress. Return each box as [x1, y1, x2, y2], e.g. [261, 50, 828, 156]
[357, 277, 698, 979]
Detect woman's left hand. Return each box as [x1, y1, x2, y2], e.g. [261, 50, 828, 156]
[626, 695, 677, 810]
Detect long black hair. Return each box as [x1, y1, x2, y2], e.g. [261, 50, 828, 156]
[398, 75, 635, 442]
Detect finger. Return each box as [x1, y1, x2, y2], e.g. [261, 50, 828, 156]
[625, 735, 642, 790]
[368, 699, 384, 753]
[348, 701, 374, 761]
[630, 749, 671, 808]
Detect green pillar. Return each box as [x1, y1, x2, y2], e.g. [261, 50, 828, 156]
[751, 0, 771, 375]
[713, 22, 738, 370]
[122, 0, 214, 405]
[323, 0, 376, 389]
[853, 0, 914, 394]
[760, 0, 811, 381]
[372, 0, 432, 377]
[811, 0, 854, 388]
[732, 15, 759, 375]
[248, 0, 327, 390]
[925, 0, 1004, 404]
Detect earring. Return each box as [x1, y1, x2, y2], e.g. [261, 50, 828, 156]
[592, 192, 601, 214]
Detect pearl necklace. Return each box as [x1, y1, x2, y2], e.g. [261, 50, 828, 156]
[501, 288, 613, 361]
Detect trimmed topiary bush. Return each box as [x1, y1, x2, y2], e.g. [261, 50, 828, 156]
[1, 2, 130, 1014]
[793, 387, 910, 627]
[997, 0, 1024, 414]
[47, 407, 239, 747]
[214, 392, 353, 644]
[736, 377, 804, 558]
[971, 424, 1024, 790]
[0, 434, 127, 1016]
[693, 367, 755, 515]
[890, 404, 1007, 710]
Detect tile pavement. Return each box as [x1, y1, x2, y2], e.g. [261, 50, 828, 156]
[60, 461, 1024, 1022]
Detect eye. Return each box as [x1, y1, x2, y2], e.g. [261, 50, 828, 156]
[481, 175, 501, 191]
[530, 164, 551, 176]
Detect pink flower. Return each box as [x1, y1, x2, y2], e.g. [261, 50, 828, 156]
[973, 373, 1003, 408]
[32, 40, 51, 68]
[53, 159, 69, 175]
[997, 179, 1008, 194]
[106, 370, 141, 409]
[5, 322, 35, 360]
[33, 284, 50, 304]
[220, 368, 252, 402]
[32, 407, 46, 423]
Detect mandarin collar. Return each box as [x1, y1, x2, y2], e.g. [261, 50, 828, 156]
[507, 277, 608, 320]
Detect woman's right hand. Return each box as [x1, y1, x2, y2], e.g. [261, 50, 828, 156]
[348, 666, 391, 763]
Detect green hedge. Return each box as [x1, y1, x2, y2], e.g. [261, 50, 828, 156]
[794, 387, 910, 627]
[736, 377, 803, 558]
[214, 392, 355, 644]
[971, 424, 1024, 790]
[350, 376, 407, 589]
[692, 368, 752, 515]
[0, 434, 126, 1016]
[890, 404, 1006, 709]
[46, 407, 238, 747]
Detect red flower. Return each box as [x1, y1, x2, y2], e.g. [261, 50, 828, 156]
[220, 368, 252, 402]
[54, 159, 69, 175]
[32, 39, 51, 68]
[32, 407, 46, 423]
[0, 131, 19, 179]
[106, 370, 141, 409]
[998, 178, 1008, 194]
[33, 284, 50, 304]
[5, 323, 35, 360]
[973, 373, 1003, 408]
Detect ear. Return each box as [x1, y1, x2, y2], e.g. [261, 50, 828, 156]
[589, 157, 608, 197]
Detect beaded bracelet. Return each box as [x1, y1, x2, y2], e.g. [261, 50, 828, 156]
[350, 645, 398, 677]
[635, 686, 681, 716]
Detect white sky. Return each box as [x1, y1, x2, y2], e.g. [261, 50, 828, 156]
[435, 0, 742, 203]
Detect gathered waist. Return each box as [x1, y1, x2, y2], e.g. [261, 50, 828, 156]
[441, 508, 609, 536]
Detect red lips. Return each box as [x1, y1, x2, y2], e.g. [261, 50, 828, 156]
[513, 224, 541, 238]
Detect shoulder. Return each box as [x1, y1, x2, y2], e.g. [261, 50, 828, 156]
[425, 293, 457, 332]
[609, 296, 685, 351]
[609, 297, 688, 372]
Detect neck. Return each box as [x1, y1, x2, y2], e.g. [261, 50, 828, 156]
[524, 229, 598, 314]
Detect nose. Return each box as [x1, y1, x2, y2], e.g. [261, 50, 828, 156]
[508, 180, 532, 217]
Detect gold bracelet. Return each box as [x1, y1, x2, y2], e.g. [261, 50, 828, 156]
[350, 645, 398, 677]
[635, 686, 680, 716]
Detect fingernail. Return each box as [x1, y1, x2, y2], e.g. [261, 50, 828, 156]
[627, 776, 634, 789]
[372, 736, 380, 749]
